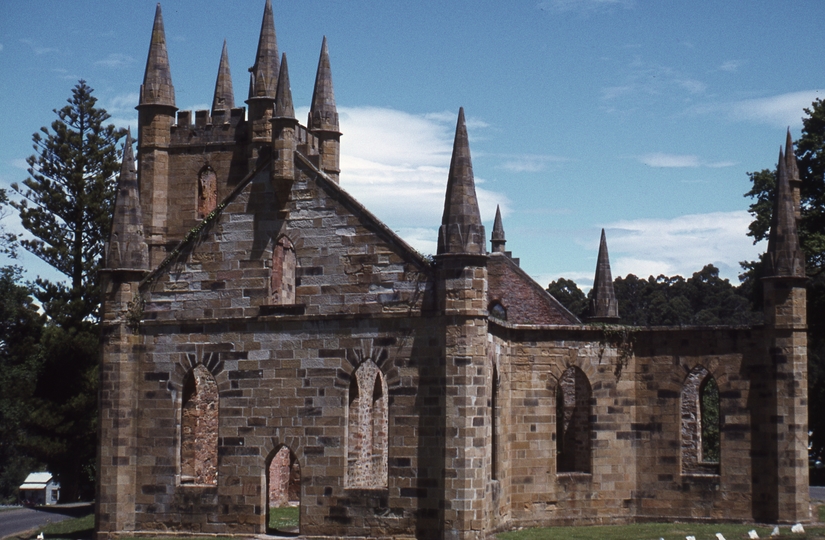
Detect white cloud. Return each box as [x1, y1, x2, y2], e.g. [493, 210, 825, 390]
[601, 57, 707, 106]
[394, 227, 438, 257]
[538, 0, 635, 13]
[100, 92, 140, 131]
[498, 153, 567, 173]
[337, 106, 508, 235]
[638, 153, 736, 169]
[600, 210, 765, 281]
[11, 159, 28, 171]
[639, 153, 700, 168]
[718, 60, 741, 72]
[19, 38, 58, 55]
[729, 90, 824, 128]
[95, 53, 135, 69]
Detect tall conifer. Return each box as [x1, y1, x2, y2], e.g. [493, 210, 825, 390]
[9, 80, 124, 501]
[12, 80, 123, 323]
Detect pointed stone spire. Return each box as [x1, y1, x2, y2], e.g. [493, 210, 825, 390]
[437, 108, 486, 255]
[491, 205, 506, 253]
[139, 3, 175, 108]
[785, 128, 802, 222]
[766, 146, 805, 278]
[589, 229, 619, 322]
[308, 36, 340, 134]
[273, 53, 294, 120]
[248, 0, 279, 100]
[107, 130, 149, 270]
[211, 40, 235, 115]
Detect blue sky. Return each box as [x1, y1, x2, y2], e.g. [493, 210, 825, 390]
[1, 0, 823, 290]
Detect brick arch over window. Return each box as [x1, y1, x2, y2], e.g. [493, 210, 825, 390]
[346, 360, 389, 488]
[270, 235, 296, 304]
[556, 366, 591, 474]
[197, 165, 218, 219]
[180, 364, 219, 485]
[681, 365, 721, 474]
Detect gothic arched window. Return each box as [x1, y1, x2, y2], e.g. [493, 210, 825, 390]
[346, 361, 388, 488]
[270, 236, 296, 304]
[180, 364, 218, 485]
[197, 166, 218, 219]
[681, 366, 720, 474]
[556, 366, 591, 474]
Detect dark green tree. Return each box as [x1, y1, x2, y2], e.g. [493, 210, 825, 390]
[11, 80, 123, 324]
[8, 80, 124, 501]
[546, 278, 589, 319]
[0, 267, 45, 503]
[742, 97, 825, 475]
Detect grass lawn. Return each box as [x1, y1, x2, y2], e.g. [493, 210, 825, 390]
[268, 505, 299, 531]
[13, 505, 824, 540]
[498, 522, 825, 540]
[35, 513, 94, 539]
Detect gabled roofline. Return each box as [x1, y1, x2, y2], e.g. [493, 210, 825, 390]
[294, 152, 432, 271]
[139, 157, 273, 290]
[490, 251, 581, 325]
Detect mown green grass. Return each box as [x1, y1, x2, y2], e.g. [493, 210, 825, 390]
[819, 504, 825, 523]
[497, 522, 825, 540]
[36, 513, 94, 539]
[268, 505, 299, 531]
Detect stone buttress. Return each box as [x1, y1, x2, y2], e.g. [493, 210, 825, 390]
[758, 138, 809, 522]
[435, 108, 490, 540]
[97, 132, 149, 539]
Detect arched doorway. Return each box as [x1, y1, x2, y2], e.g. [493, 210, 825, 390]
[266, 446, 300, 536]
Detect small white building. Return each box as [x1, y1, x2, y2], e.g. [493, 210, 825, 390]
[19, 472, 60, 506]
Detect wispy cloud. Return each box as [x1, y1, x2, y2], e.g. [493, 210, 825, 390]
[99, 92, 140, 130]
[95, 53, 135, 69]
[638, 153, 736, 168]
[718, 60, 742, 73]
[537, 0, 635, 13]
[728, 90, 824, 128]
[19, 38, 58, 55]
[333, 106, 508, 255]
[601, 57, 707, 107]
[601, 211, 765, 280]
[498, 153, 567, 173]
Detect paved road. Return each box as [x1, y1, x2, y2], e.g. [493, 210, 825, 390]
[812, 485, 825, 502]
[0, 508, 73, 539]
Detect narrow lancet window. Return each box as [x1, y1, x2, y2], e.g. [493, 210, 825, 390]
[197, 166, 218, 219]
[681, 366, 720, 474]
[346, 361, 388, 488]
[270, 236, 296, 304]
[556, 366, 591, 474]
[180, 364, 219, 485]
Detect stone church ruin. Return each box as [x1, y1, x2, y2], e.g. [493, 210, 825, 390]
[96, 2, 810, 538]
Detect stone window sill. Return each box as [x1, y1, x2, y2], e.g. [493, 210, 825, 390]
[259, 304, 306, 316]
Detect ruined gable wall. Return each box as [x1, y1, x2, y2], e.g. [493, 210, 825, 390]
[130, 317, 445, 538]
[141, 161, 432, 323]
[491, 324, 765, 530]
[492, 325, 637, 529]
[629, 327, 763, 522]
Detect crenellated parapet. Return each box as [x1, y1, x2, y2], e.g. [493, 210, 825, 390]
[169, 107, 247, 146]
